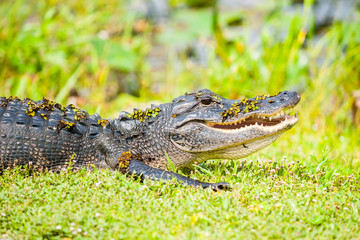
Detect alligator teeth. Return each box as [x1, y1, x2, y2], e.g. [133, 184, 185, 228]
[207, 105, 298, 129]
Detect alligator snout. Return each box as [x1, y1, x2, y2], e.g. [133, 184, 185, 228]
[265, 91, 300, 108]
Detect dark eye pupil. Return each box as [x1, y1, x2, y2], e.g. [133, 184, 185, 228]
[201, 99, 212, 105]
[172, 134, 182, 141]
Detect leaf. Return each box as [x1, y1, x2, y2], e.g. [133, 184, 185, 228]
[165, 152, 176, 173]
[44, 51, 66, 67]
[105, 42, 137, 72]
[91, 38, 106, 56]
[156, 9, 212, 45]
[91, 38, 137, 72]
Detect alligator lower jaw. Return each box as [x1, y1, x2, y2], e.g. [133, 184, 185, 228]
[205, 108, 298, 132]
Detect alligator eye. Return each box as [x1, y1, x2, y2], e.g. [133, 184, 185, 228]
[200, 98, 212, 105]
[171, 134, 182, 141]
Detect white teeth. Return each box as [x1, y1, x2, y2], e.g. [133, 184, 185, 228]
[218, 107, 296, 128]
[208, 117, 299, 134]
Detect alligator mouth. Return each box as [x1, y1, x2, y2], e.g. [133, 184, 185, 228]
[205, 108, 298, 130]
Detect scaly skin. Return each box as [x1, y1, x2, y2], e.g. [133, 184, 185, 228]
[0, 90, 300, 190]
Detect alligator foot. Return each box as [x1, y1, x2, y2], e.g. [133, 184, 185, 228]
[127, 160, 231, 191]
[210, 182, 232, 191]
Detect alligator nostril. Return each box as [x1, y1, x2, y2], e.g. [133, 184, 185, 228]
[283, 92, 287, 94]
[280, 98, 285, 101]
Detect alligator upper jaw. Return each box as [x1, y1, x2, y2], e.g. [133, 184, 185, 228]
[204, 107, 298, 131]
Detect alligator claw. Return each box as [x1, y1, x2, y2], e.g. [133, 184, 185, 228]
[210, 182, 232, 191]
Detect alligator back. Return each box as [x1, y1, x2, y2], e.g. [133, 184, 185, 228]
[0, 97, 112, 171]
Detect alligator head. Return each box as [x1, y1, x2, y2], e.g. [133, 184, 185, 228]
[120, 89, 300, 169]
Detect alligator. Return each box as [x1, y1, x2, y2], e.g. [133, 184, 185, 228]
[0, 89, 300, 190]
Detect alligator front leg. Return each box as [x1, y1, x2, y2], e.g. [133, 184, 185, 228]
[127, 160, 231, 191]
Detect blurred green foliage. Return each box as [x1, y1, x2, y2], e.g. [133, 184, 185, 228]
[0, 0, 359, 164]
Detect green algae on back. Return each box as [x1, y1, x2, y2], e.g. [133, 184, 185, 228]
[128, 107, 161, 122]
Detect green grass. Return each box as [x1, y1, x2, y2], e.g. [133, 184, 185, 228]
[1, 155, 359, 239]
[0, 0, 360, 238]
